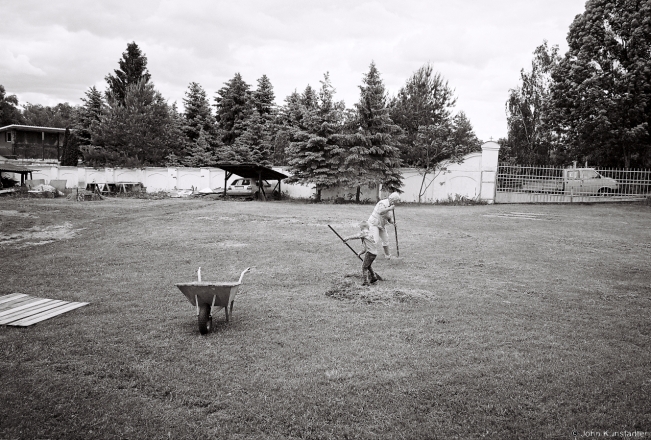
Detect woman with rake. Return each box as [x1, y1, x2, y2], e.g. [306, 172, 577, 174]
[367, 192, 400, 260]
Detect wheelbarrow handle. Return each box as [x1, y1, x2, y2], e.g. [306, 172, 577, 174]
[238, 267, 251, 284]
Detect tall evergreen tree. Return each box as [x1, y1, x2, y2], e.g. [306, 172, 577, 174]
[214, 73, 253, 146]
[183, 82, 218, 143]
[232, 111, 273, 166]
[91, 79, 181, 167]
[273, 90, 304, 166]
[450, 111, 482, 153]
[60, 127, 80, 166]
[549, 0, 651, 167]
[390, 64, 457, 166]
[286, 73, 346, 201]
[252, 75, 276, 117]
[76, 86, 104, 144]
[342, 61, 403, 199]
[105, 42, 151, 105]
[181, 128, 217, 167]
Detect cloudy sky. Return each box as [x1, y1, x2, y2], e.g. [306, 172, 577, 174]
[0, 0, 587, 141]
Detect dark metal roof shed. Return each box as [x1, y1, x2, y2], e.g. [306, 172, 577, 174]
[0, 162, 35, 186]
[215, 163, 289, 200]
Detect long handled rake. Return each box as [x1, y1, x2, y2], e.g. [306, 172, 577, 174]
[327, 225, 382, 280]
[392, 209, 400, 257]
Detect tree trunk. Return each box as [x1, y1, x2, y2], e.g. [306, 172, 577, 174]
[418, 170, 429, 204]
[356, 186, 361, 203]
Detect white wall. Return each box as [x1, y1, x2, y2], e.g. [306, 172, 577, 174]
[14, 142, 501, 203]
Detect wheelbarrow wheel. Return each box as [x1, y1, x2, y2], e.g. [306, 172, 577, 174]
[198, 304, 213, 334]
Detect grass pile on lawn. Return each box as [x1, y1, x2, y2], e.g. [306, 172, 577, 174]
[325, 274, 437, 304]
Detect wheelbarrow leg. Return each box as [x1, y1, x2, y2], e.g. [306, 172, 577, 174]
[224, 305, 230, 322]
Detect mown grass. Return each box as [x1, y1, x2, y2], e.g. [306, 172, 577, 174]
[1, 198, 650, 439]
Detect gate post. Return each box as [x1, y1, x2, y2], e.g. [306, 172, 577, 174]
[480, 141, 500, 204]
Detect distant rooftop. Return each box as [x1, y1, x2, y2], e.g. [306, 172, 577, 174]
[0, 124, 67, 134]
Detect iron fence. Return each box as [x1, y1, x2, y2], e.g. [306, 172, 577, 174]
[496, 165, 651, 203]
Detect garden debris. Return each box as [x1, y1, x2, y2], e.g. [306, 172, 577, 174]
[325, 275, 436, 304]
[28, 184, 64, 196]
[66, 189, 103, 201]
[168, 189, 194, 198]
[0, 222, 79, 248]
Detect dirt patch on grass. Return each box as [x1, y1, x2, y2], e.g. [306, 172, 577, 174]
[0, 222, 80, 248]
[0, 210, 38, 218]
[325, 275, 437, 304]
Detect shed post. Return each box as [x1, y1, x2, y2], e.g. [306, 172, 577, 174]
[224, 171, 232, 197]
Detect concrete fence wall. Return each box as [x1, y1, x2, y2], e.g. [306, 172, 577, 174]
[8, 142, 501, 203]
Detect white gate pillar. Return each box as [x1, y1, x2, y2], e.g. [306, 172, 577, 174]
[200, 168, 211, 190]
[480, 141, 501, 204]
[168, 167, 178, 190]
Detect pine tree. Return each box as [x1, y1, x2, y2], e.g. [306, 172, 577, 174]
[182, 128, 217, 167]
[183, 82, 218, 142]
[76, 86, 104, 145]
[91, 80, 180, 167]
[214, 73, 253, 145]
[105, 42, 151, 105]
[60, 127, 80, 166]
[450, 111, 482, 153]
[342, 61, 403, 198]
[232, 111, 273, 166]
[286, 73, 347, 201]
[390, 64, 457, 166]
[252, 75, 276, 117]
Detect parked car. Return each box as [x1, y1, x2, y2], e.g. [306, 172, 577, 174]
[519, 167, 619, 195]
[226, 178, 273, 198]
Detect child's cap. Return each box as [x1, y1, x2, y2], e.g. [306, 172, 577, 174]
[388, 192, 401, 202]
[358, 221, 370, 229]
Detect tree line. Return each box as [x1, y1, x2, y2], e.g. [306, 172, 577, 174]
[502, 0, 651, 168]
[1, 42, 481, 200]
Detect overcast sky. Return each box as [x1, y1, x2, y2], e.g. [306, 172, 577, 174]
[0, 0, 587, 141]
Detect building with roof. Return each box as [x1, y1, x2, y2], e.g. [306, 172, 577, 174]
[0, 125, 67, 161]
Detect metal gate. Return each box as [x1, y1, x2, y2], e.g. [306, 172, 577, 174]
[495, 165, 651, 203]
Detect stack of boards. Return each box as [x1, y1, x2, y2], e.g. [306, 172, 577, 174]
[0, 293, 88, 327]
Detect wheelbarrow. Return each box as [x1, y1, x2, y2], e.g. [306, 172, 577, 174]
[176, 267, 250, 334]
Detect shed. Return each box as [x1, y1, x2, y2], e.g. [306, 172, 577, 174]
[216, 163, 288, 200]
[0, 162, 34, 187]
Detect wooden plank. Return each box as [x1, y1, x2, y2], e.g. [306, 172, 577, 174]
[0, 299, 53, 318]
[9, 302, 88, 327]
[0, 293, 28, 305]
[0, 296, 42, 312]
[0, 300, 68, 325]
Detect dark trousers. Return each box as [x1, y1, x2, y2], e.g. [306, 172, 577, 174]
[362, 252, 377, 282]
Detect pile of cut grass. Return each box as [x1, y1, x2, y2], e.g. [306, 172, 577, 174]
[325, 274, 437, 304]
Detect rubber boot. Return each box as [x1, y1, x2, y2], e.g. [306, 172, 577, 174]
[362, 269, 370, 286]
[383, 246, 392, 259]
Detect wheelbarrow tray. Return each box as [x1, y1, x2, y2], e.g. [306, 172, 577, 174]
[175, 268, 250, 334]
[175, 282, 241, 308]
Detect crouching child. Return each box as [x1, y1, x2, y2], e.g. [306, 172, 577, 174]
[343, 221, 379, 286]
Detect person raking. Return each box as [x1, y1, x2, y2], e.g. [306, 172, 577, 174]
[343, 221, 379, 286]
[368, 192, 400, 259]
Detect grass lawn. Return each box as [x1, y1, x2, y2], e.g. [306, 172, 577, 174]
[1, 197, 650, 439]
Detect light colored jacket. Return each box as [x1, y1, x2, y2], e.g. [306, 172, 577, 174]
[368, 199, 394, 229]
